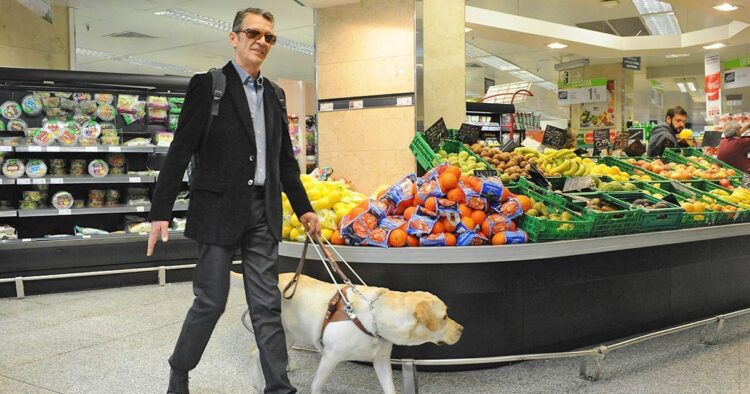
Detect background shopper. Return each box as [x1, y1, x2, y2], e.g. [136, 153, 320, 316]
[717, 121, 750, 173]
[146, 7, 319, 394]
[647, 106, 688, 157]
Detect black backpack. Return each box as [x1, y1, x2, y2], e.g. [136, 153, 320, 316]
[187, 68, 287, 185]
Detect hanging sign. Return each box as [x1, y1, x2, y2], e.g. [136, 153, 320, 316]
[423, 117, 448, 149]
[541, 125, 568, 149]
[705, 54, 723, 118]
[622, 57, 641, 70]
[723, 57, 750, 90]
[457, 123, 483, 145]
[593, 128, 610, 155]
[557, 78, 609, 105]
[701, 131, 722, 147]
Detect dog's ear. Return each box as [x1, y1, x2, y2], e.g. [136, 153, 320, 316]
[414, 300, 439, 332]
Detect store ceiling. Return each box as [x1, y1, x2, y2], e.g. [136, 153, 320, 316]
[57, 0, 315, 81]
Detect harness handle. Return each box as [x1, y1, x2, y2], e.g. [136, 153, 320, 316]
[282, 233, 352, 300]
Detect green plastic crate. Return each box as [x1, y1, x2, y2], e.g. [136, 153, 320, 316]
[649, 180, 745, 224]
[607, 192, 684, 232]
[596, 156, 669, 181]
[664, 147, 746, 176]
[514, 177, 568, 207]
[631, 181, 717, 228]
[508, 183, 593, 242]
[409, 132, 440, 171]
[439, 139, 495, 173]
[557, 192, 643, 237]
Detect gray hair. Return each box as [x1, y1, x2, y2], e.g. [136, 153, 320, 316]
[232, 8, 274, 31]
[722, 121, 742, 138]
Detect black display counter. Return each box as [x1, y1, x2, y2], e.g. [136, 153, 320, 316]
[278, 223, 750, 371]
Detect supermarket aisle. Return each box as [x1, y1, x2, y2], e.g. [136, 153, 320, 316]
[0, 276, 748, 394]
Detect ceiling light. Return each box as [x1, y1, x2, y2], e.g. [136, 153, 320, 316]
[632, 0, 673, 14]
[76, 48, 193, 73]
[465, 43, 491, 58]
[713, 3, 739, 11]
[703, 42, 726, 49]
[547, 42, 568, 49]
[665, 53, 691, 58]
[642, 12, 681, 35]
[465, 27, 472, 32]
[476, 56, 520, 71]
[686, 81, 697, 92]
[154, 8, 314, 55]
[676, 82, 687, 93]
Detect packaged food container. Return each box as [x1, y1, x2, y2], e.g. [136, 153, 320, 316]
[105, 200, 119, 207]
[21, 95, 43, 116]
[78, 137, 98, 147]
[154, 131, 174, 147]
[22, 191, 42, 201]
[2, 137, 21, 146]
[96, 104, 116, 121]
[79, 120, 101, 139]
[43, 96, 61, 109]
[79, 100, 98, 115]
[73, 93, 91, 103]
[33, 128, 56, 146]
[7, 119, 28, 132]
[58, 127, 79, 146]
[88, 159, 109, 177]
[70, 159, 87, 175]
[73, 199, 85, 208]
[88, 189, 105, 200]
[60, 98, 76, 111]
[87, 200, 104, 208]
[19, 200, 38, 210]
[105, 189, 121, 201]
[94, 93, 114, 105]
[2, 159, 25, 178]
[49, 159, 67, 168]
[107, 153, 126, 167]
[25, 159, 48, 178]
[100, 135, 119, 146]
[100, 122, 117, 137]
[52, 191, 74, 209]
[51, 168, 67, 176]
[0, 101, 22, 120]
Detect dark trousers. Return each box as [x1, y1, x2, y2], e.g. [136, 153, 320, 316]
[169, 189, 296, 394]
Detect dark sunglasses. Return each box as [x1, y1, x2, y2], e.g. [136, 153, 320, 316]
[235, 28, 277, 45]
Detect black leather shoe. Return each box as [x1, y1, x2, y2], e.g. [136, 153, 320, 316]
[167, 369, 189, 394]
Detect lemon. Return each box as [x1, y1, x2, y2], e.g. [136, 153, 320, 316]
[307, 188, 322, 201]
[282, 225, 292, 239]
[315, 197, 333, 210]
[289, 227, 302, 241]
[321, 228, 333, 240]
[290, 215, 300, 227]
[328, 190, 342, 204]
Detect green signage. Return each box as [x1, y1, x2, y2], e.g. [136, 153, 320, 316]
[558, 78, 607, 89]
[723, 57, 750, 70]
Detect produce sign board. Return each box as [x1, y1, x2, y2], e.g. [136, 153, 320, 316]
[670, 181, 696, 198]
[557, 78, 609, 105]
[424, 117, 448, 149]
[501, 140, 518, 152]
[613, 131, 629, 150]
[742, 173, 750, 188]
[701, 131, 722, 147]
[474, 169, 500, 178]
[528, 163, 551, 189]
[723, 56, 750, 90]
[593, 128, 610, 155]
[457, 123, 483, 145]
[628, 128, 645, 141]
[542, 125, 568, 150]
[563, 176, 594, 192]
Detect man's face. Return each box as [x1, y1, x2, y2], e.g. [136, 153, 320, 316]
[229, 14, 274, 70]
[667, 114, 687, 133]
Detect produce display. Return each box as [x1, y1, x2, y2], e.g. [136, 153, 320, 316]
[625, 158, 736, 182]
[516, 148, 592, 177]
[434, 149, 490, 177]
[467, 142, 530, 180]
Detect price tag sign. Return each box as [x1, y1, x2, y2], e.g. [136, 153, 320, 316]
[501, 140, 519, 153]
[58, 209, 72, 215]
[423, 117, 448, 149]
[662, 193, 680, 206]
[129, 177, 141, 183]
[50, 178, 63, 184]
[136, 206, 146, 212]
[562, 176, 594, 192]
[458, 123, 483, 145]
[396, 96, 413, 106]
[319, 102, 334, 112]
[82, 235, 92, 239]
[17, 178, 30, 185]
[541, 125, 568, 150]
[85, 146, 98, 152]
[528, 163, 551, 189]
[348, 100, 363, 109]
[742, 173, 750, 188]
[47, 146, 61, 152]
[593, 128, 610, 155]
[627, 128, 645, 141]
[28, 146, 42, 152]
[613, 131, 629, 151]
[108, 146, 122, 152]
[474, 169, 499, 178]
[670, 181, 696, 198]
[32, 178, 46, 185]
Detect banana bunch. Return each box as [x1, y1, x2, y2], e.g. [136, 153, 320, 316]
[514, 146, 541, 159]
[536, 148, 591, 177]
[722, 187, 750, 209]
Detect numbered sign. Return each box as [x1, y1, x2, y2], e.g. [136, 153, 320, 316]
[457, 123, 483, 145]
[593, 128, 610, 155]
[541, 125, 568, 150]
[424, 117, 448, 149]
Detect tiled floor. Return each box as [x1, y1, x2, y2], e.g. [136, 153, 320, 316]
[1, 276, 748, 393]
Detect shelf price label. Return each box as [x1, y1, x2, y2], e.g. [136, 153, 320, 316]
[319, 102, 334, 112]
[108, 146, 122, 152]
[50, 178, 63, 184]
[58, 209, 72, 215]
[396, 96, 413, 106]
[28, 146, 43, 152]
[348, 100, 363, 110]
[17, 179, 31, 185]
[32, 178, 46, 185]
[129, 177, 141, 183]
[85, 147, 98, 152]
[46, 146, 61, 152]
[136, 206, 146, 212]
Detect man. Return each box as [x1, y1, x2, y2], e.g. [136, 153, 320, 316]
[717, 121, 750, 173]
[647, 106, 688, 157]
[147, 8, 319, 394]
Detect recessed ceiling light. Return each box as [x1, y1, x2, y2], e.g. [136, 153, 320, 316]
[703, 42, 726, 49]
[677, 82, 687, 93]
[713, 3, 739, 11]
[665, 53, 691, 58]
[686, 81, 697, 92]
[465, 27, 472, 33]
[547, 42, 568, 49]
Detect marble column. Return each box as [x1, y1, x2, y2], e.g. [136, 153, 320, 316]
[0, 2, 71, 69]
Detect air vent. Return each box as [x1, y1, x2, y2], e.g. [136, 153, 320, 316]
[465, 62, 483, 68]
[608, 17, 650, 37]
[104, 31, 158, 39]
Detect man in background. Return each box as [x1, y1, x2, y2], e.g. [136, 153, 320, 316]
[647, 106, 688, 157]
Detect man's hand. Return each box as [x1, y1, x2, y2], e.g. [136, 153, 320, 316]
[299, 212, 321, 238]
[147, 221, 170, 256]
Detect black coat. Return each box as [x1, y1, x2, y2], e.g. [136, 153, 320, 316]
[149, 62, 313, 246]
[647, 124, 677, 157]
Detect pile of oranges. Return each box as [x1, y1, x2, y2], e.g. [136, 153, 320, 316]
[330, 164, 533, 247]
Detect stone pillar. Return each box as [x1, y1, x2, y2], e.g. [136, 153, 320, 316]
[0, 2, 71, 69]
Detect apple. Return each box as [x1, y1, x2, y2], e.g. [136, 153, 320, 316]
[719, 179, 731, 188]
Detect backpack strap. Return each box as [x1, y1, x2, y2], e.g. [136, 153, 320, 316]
[188, 68, 226, 185]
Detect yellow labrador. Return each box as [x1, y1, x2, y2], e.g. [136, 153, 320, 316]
[248, 273, 463, 394]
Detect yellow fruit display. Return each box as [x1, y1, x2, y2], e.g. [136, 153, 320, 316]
[282, 174, 368, 241]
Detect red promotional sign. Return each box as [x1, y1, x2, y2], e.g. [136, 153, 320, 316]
[705, 73, 721, 101]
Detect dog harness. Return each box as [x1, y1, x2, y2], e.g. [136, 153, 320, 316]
[320, 285, 375, 344]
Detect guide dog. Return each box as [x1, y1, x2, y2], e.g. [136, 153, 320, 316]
[246, 273, 463, 394]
